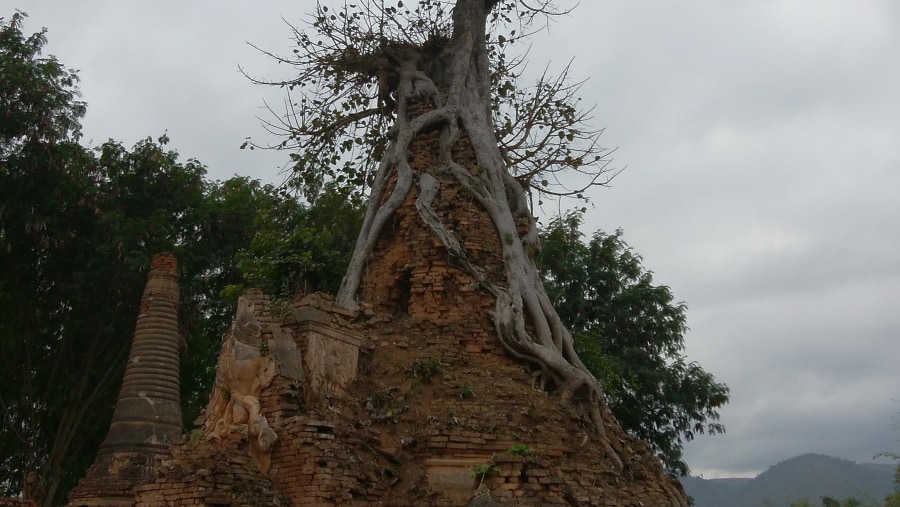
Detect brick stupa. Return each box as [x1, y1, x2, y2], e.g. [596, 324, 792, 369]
[65, 105, 687, 505]
[69, 253, 182, 506]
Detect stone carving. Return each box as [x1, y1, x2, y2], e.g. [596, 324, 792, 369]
[204, 296, 279, 473]
[288, 294, 362, 399]
[271, 328, 305, 382]
[201, 291, 365, 475]
[299, 321, 360, 398]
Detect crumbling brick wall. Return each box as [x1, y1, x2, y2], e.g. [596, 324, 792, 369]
[67, 100, 687, 506]
[0, 499, 37, 507]
[360, 103, 506, 360]
[348, 326, 686, 506]
[132, 438, 289, 507]
[71, 284, 685, 507]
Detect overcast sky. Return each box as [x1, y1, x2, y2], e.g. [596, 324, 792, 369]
[6, 1, 899, 478]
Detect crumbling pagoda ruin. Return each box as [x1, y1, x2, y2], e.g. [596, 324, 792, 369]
[66, 117, 689, 507]
[69, 253, 183, 506]
[69, 260, 687, 506]
[67, 1, 689, 504]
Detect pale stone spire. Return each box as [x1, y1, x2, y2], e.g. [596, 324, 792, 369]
[99, 252, 182, 454]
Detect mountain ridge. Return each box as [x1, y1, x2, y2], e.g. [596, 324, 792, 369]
[681, 453, 897, 507]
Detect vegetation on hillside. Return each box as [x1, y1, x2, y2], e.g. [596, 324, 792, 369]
[682, 454, 899, 507]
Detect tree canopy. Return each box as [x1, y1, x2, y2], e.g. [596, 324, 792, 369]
[0, 13, 354, 505]
[246, 0, 616, 204]
[537, 211, 729, 475]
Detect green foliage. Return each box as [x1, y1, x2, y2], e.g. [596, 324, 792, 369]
[458, 384, 475, 399]
[367, 389, 394, 410]
[406, 356, 443, 383]
[249, 0, 611, 204]
[875, 405, 900, 507]
[0, 11, 85, 156]
[186, 429, 205, 447]
[180, 178, 363, 424]
[536, 210, 730, 476]
[1, 12, 127, 502]
[233, 183, 364, 300]
[0, 125, 230, 503]
[0, 13, 315, 503]
[473, 463, 499, 481]
[886, 491, 900, 507]
[819, 497, 870, 507]
[884, 450, 900, 507]
[504, 444, 534, 457]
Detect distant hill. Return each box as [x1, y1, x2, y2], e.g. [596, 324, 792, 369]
[681, 476, 751, 506]
[681, 454, 897, 507]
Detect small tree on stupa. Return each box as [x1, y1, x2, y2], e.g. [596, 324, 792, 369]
[248, 0, 624, 465]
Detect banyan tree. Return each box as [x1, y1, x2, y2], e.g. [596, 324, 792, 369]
[249, 0, 625, 465]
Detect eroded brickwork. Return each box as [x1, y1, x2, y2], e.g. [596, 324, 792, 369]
[360, 103, 505, 360]
[342, 325, 686, 506]
[132, 437, 288, 507]
[69, 286, 686, 507]
[69, 253, 182, 507]
[0, 499, 37, 507]
[68, 104, 687, 506]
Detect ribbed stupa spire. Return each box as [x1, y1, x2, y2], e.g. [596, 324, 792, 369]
[98, 252, 182, 454]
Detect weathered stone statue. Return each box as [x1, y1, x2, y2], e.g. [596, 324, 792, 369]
[203, 296, 279, 472]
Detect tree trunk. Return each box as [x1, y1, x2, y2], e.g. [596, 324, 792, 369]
[335, 0, 622, 465]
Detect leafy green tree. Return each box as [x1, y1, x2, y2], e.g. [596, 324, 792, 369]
[887, 490, 900, 507]
[883, 463, 900, 507]
[0, 11, 84, 156]
[1, 12, 110, 504]
[178, 179, 365, 424]
[0, 13, 274, 503]
[877, 406, 900, 507]
[821, 496, 868, 507]
[234, 183, 365, 300]
[90, 138, 280, 430]
[176, 175, 286, 425]
[0, 129, 211, 506]
[1, 128, 296, 504]
[537, 211, 729, 475]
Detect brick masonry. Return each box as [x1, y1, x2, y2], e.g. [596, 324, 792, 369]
[69, 253, 183, 507]
[66, 104, 688, 505]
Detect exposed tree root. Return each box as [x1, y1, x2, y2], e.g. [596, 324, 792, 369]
[335, 0, 630, 470]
